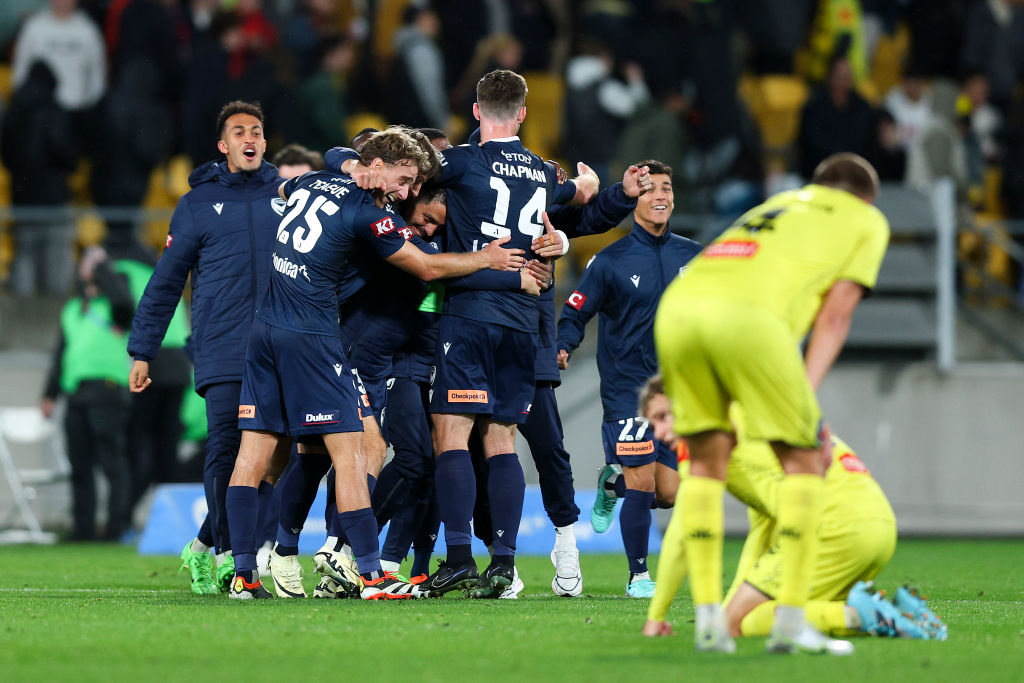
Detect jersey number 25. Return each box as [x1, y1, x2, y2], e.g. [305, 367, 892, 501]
[277, 188, 339, 253]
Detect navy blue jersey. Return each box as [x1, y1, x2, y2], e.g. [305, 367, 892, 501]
[557, 222, 702, 422]
[341, 231, 521, 385]
[127, 159, 282, 393]
[438, 138, 576, 332]
[257, 171, 410, 336]
[535, 182, 638, 384]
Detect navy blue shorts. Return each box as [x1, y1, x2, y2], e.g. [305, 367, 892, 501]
[601, 417, 678, 469]
[238, 319, 364, 436]
[429, 316, 537, 425]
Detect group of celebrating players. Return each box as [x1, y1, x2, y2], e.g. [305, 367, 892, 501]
[125, 68, 946, 654]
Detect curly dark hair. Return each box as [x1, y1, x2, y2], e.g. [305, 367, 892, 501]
[216, 100, 264, 138]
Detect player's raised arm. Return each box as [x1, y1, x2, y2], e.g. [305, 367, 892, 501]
[386, 236, 525, 282]
[566, 162, 601, 205]
[804, 279, 865, 391]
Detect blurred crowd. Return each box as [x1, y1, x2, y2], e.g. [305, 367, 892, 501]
[0, 0, 1023, 297]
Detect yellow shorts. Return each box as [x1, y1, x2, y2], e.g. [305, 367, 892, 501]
[654, 298, 821, 448]
[744, 515, 896, 601]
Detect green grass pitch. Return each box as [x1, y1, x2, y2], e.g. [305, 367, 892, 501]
[1, 538, 1021, 682]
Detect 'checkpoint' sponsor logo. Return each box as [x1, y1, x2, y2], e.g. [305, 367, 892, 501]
[303, 412, 339, 425]
[238, 404, 255, 419]
[703, 240, 759, 258]
[839, 453, 869, 473]
[616, 440, 655, 456]
[372, 216, 396, 237]
[566, 291, 586, 310]
[448, 389, 488, 403]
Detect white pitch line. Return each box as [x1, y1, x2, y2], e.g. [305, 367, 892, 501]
[0, 587, 183, 594]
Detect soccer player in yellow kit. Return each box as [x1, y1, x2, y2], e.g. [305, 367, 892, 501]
[653, 153, 889, 654]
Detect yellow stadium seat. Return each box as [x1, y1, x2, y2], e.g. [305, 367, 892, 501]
[75, 209, 106, 247]
[68, 160, 93, 205]
[345, 113, 390, 144]
[519, 71, 565, 161]
[983, 166, 1005, 217]
[0, 64, 11, 104]
[373, 0, 412, 62]
[0, 162, 11, 207]
[166, 155, 193, 199]
[0, 226, 11, 281]
[870, 22, 910, 100]
[744, 75, 809, 153]
[960, 213, 1013, 307]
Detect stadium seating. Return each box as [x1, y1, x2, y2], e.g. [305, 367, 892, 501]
[740, 74, 808, 158]
[345, 112, 390, 144]
[519, 71, 565, 163]
[846, 182, 951, 351]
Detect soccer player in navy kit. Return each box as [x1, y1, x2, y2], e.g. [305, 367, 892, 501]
[222, 129, 526, 599]
[557, 160, 702, 599]
[127, 101, 283, 595]
[423, 70, 597, 598]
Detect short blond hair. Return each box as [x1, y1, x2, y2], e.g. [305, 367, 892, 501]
[359, 128, 429, 173]
[638, 374, 665, 418]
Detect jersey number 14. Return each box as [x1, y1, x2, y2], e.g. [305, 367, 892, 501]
[481, 177, 547, 239]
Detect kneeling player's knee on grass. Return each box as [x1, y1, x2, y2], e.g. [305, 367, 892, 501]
[723, 602, 746, 637]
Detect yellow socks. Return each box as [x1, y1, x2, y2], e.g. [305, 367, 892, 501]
[776, 473, 825, 607]
[742, 600, 850, 637]
[647, 503, 688, 622]
[681, 475, 725, 605]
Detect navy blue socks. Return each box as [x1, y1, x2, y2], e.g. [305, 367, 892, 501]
[486, 452, 525, 557]
[226, 485, 259, 574]
[435, 450, 475, 558]
[338, 507, 381, 579]
[620, 488, 655, 574]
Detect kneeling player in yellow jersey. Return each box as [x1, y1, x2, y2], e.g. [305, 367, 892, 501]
[654, 153, 889, 654]
[640, 383, 946, 642]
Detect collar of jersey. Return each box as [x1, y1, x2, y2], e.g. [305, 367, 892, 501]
[632, 221, 672, 245]
[483, 136, 521, 143]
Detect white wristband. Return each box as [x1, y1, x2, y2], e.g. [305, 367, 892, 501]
[556, 230, 570, 256]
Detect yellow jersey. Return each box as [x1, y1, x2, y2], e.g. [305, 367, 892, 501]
[667, 184, 889, 340]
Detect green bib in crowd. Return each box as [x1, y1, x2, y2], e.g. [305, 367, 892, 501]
[59, 296, 129, 395]
[114, 259, 190, 348]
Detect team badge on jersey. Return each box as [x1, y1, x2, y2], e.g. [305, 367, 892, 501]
[372, 216, 396, 237]
[271, 197, 287, 216]
[567, 291, 586, 310]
